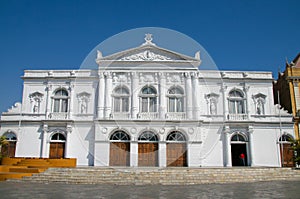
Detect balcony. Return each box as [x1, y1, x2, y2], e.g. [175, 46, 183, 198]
[111, 112, 130, 119]
[165, 112, 186, 120]
[47, 112, 69, 120]
[137, 112, 159, 120]
[227, 114, 248, 121]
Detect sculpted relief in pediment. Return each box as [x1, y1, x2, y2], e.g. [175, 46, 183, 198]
[119, 50, 173, 61]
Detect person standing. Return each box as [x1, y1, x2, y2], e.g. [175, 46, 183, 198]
[239, 153, 245, 166]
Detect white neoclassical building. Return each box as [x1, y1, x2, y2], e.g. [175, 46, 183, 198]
[0, 35, 294, 167]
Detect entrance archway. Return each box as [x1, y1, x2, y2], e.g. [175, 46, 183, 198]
[231, 133, 248, 166]
[109, 131, 130, 166]
[138, 131, 158, 166]
[49, 133, 66, 158]
[166, 131, 187, 167]
[279, 134, 294, 167]
[1, 132, 17, 157]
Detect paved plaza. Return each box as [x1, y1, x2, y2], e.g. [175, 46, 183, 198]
[0, 180, 300, 198]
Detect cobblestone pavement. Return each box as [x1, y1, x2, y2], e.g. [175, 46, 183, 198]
[0, 180, 299, 199]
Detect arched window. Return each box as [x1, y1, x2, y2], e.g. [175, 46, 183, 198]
[140, 86, 157, 112]
[50, 133, 66, 142]
[110, 131, 130, 142]
[228, 90, 245, 114]
[53, 89, 69, 112]
[3, 132, 17, 141]
[167, 131, 186, 142]
[279, 134, 293, 142]
[113, 87, 129, 112]
[231, 133, 247, 142]
[138, 131, 158, 142]
[167, 87, 184, 112]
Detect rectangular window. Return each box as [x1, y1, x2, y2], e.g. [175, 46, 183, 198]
[61, 99, 68, 112]
[114, 98, 121, 112]
[169, 98, 175, 112]
[142, 98, 148, 112]
[53, 99, 60, 112]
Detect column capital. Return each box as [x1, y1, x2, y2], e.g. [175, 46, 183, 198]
[66, 124, 73, 134]
[184, 72, 191, 78]
[43, 124, 49, 133]
[224, 126, 230, 134]
[248, 126, 254, 133]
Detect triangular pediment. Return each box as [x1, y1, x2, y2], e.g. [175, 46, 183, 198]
[95, 36, 201, 70]
[98, 44, 199, 62]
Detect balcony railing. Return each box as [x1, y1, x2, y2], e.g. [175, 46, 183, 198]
[227, 114, 248, 121]
[111, 112, 130, 119]
[138, 112, 159, 120]
[166, 112, 186, 120]
[47, 112, 69, 120]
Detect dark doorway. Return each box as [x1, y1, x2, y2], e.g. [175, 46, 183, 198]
[231, 144, 247, 166]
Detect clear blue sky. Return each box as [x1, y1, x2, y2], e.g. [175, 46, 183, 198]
[0, 0, 299, 113]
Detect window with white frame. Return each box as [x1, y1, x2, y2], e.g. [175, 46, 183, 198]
[228, 90, 245, 114]
[53, 89, 69, 112]
[167, 87, 184, 112]
[140, 86, 157, 112]
[113, 87, 129, 112]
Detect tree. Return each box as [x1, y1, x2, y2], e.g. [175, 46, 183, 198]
[290, 138, 300, 167]
[0, 135, 8, 162]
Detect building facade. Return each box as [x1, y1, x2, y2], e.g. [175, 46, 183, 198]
[274, 53, 300, 167]
[0, 35, 294, 167]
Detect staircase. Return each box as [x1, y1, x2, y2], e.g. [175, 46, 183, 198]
[8, 167, 300, 185]
[0, 157, 76, 181]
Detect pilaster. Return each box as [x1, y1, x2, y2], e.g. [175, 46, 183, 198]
[185, 72, 193, 119]
[131, 72, 139, 119]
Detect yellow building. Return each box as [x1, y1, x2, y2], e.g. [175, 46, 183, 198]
[274, 53, 300, 139]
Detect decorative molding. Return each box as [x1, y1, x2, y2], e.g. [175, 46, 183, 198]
[120, 50, 172, 61]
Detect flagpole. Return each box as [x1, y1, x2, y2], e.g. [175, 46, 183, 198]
[277, 90, 284, 167]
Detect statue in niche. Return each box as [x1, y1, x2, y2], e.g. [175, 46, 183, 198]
[80, 101, 87, 114]
[257, 99, 263, 115]
[210, 99, 217, 115]
[33, 104, 39, 113]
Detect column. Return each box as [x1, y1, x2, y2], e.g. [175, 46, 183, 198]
[68, 83, 74, 119]
[243, 83, 250, 119]
[65, 124, 72, 158]
[159, 72, 166, 119]
[97, 71, 105, 119]
[45, 83, 52, 119]
[192, 72, 200, 120]
[220, 82, 228, 120]
[159, 142, 167, 167]
[224, 126, 231, 167]
[248, 126, 255, 166]
[131, 72, 139, 119]
[130, 141, 138, 167]
[185, 72, 193, 119]
[41, 124, 48, 158]
[104, 72, 112, 119]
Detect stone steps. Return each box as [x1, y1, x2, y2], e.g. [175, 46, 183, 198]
[7, 167, 300, 185]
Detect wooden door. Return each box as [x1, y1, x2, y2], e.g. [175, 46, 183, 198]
[138, 143, 158, 166]
[49, 142, 65, 158]
[1, 142, 16, 157]
[280, 143, 294, 167]
[110, 142, 130, 166]
[167, 143, 187, 167]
